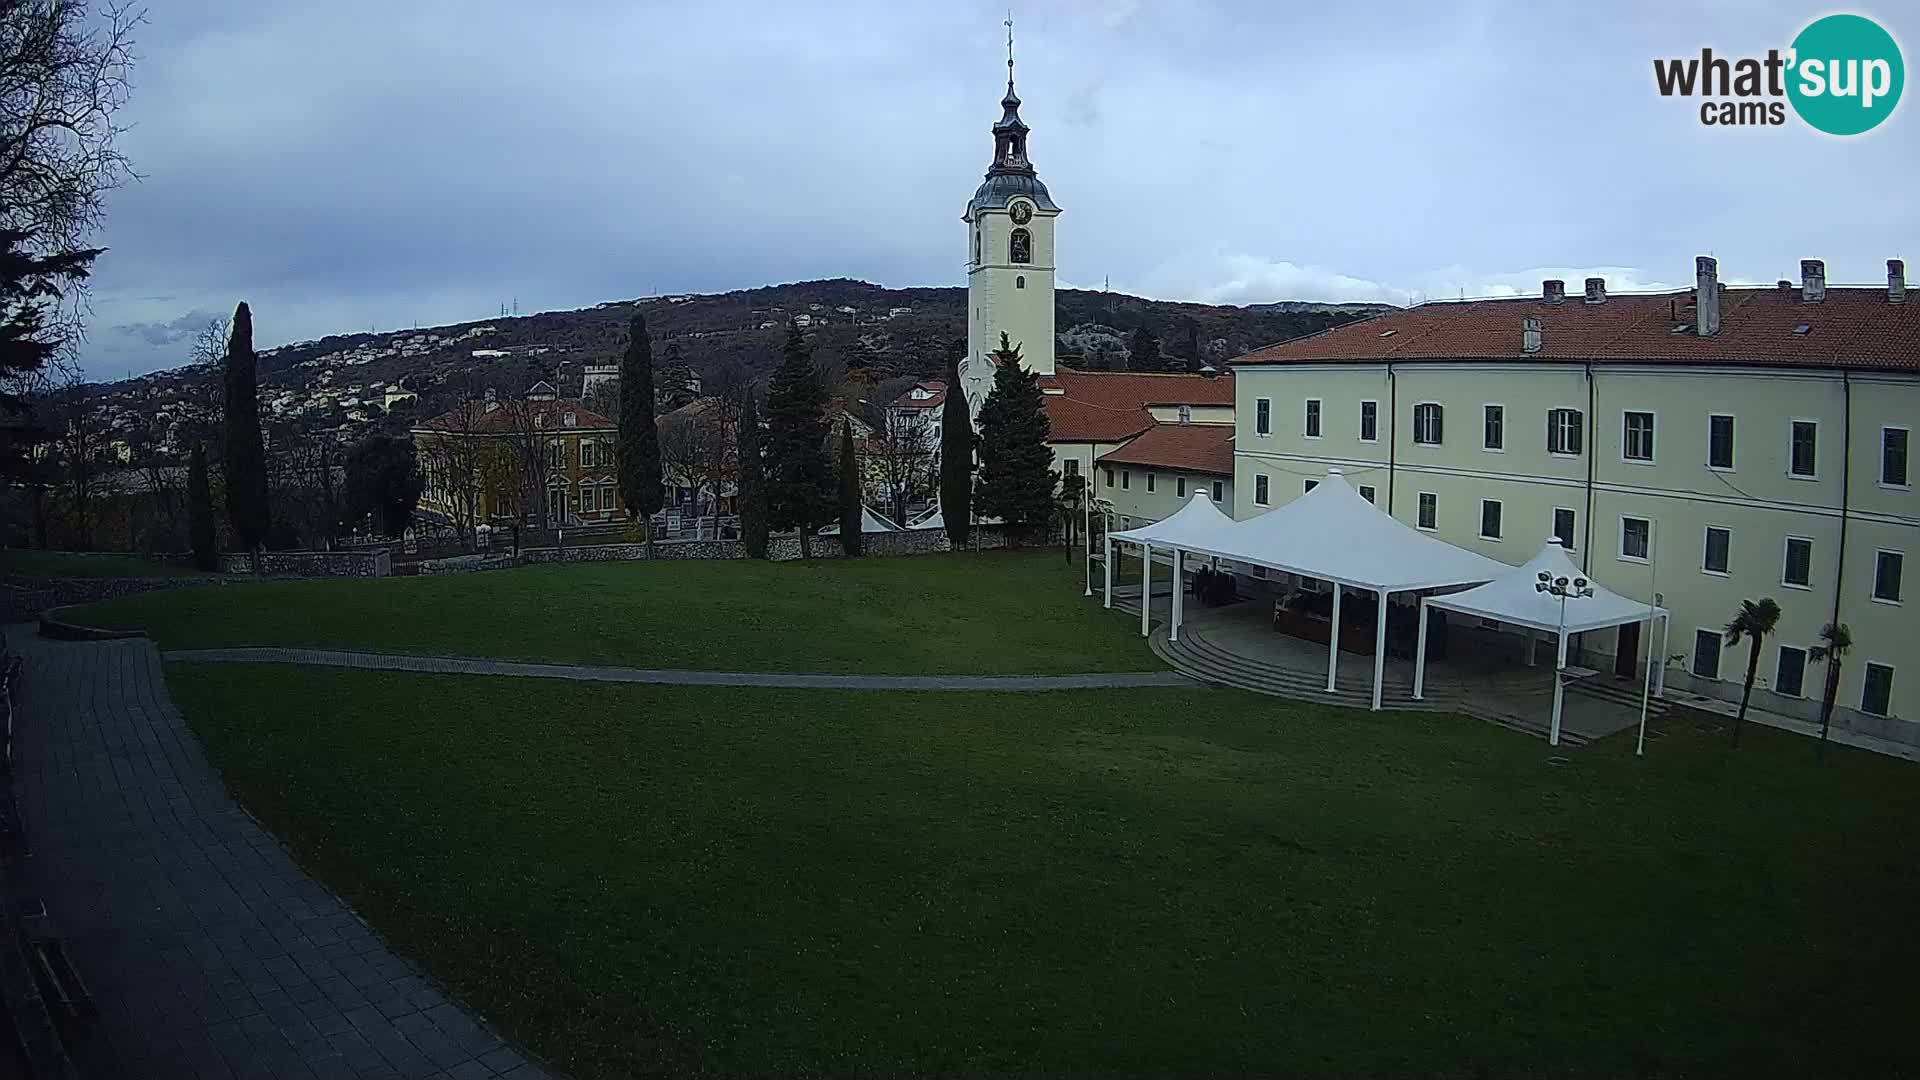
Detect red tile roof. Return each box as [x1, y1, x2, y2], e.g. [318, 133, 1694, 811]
[889, 380, 948, 411]
[1096, 423, 1235, 475]
[1038, 368, 1234, 442]
[414, 399, 616, 434]
[1235, 286, 1920, 371]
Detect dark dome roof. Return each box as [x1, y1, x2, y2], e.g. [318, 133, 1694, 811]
[966, 172, 1058, 218]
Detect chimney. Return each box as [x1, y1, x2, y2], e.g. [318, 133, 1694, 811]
[1521, 315, 1543, 354]
[1777, 279, 1794, 291]
[1891, 259, 1907, 304]
[1583, 277, 1607, 304]
[1694, 256, 1721, 336]
[1542, 279, 1566, 304]
[1800, 258, 1826, 302]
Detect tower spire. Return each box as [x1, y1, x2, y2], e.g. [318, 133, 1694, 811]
[1006, 11, 1015, 91]
[989, 13, 1032, 177]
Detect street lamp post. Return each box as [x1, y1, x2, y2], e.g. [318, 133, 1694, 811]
[1535, 570, 1595, 748]
[1092, 496, 1115, 608]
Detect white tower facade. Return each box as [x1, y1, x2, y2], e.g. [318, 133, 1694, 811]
[960, 45, 1058, 417]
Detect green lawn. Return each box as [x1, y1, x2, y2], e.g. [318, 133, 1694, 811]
[69, 551, 1143, 674]
[169, 664, 1920, 1077]
[0, 549, 200, 578]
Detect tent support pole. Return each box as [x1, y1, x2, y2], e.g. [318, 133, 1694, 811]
[1326, 584, 1342, 692]
[1524, 627, 1536, 667]
[1140, 543, 1152, 638]
[1170, 548, 1184, 643]
[1370, 589, 1388, 711]
[1550, 626, 1569, 747]
[1102, 532, 1112, 609]
[1413, 600, 1430, 700]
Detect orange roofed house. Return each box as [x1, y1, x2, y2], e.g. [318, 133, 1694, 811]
[411, 381, 623, 530]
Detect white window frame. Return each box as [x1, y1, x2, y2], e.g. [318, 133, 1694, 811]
[1482, 403, 1505, 453]
[1619, 515, 1651, 564]
[1788, 418, 1819, 480]
[1707, 413, 1737, 472]
[1701, 525, 1732, 577]
[1872, 548, 1904, 604]
[1175, 476, 1186, 498]
[1146, 472, 1156, 493]
[1412, 402, 1443, 446]
[1254, 474, 1270, 506]
[1416, 492, 1437, 531]
[1479, 498, 1503, 541]
[1303, 398, 1323, 439]
[1781, 535, 1814, 590]
[1358, 400, 1378, 443]
[1774, 644, 1808, 699]
[1211, 479, 1224, 502]
[1860, 661, 1895, 718]
[1254, 398, 1272, 437]
[1546, 406, 1584, 457]
[1882, 424, 1911, 489]
[1622, 409, 1657, 464]
[1691, 627, 1723, 680]
[1121, 469, 1130, 490]
[1551, 506, 1577, 551]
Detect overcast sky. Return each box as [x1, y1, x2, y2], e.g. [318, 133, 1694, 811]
[83, 0, 1916, 380]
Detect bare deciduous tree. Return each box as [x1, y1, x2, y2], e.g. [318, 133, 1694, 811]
[658, 405, 722, 538]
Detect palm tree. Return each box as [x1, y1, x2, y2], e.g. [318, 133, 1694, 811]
[1808, 621, 1853, 761]
[1722, 597, 1782, 747]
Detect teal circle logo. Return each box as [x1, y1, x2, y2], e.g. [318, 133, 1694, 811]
[1788, 14, 1903, 135]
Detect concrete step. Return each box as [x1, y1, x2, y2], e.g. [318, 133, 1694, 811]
[1569, 676, 1671, 716]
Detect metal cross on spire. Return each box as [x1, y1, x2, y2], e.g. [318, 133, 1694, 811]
[1005, 11, 1015, 85]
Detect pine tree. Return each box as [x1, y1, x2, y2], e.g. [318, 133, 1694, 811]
[188, 443, 216, 570]
[939, 339, 973, 547]
[221, 302, 270, 553]
[737, 395, 769, 558]
[1128, 325, 1162, 372]
[659, 341, 698, 411]
[974, 333, 1057, 540]
[837, 418, 862, 557]
[764, 321, 833, 558]
[617, 313, 663, 543]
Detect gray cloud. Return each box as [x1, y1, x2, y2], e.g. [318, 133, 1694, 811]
[77, 0, 1919, 381]
[110, 308, 226, 347]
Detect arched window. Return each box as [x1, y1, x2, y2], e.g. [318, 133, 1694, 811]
[1010, 227, 1031, 265]
[1016, 276, 1025, 289]
[973, 229, 981, 265]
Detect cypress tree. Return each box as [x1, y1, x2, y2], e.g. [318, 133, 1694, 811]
[617, 313, 663, 544]
[837, 418, 862, 557]
[221, 302, 270, 552]
[188, 443, 216, 570]
[1128, 325, 1162, 372]
[939, 339, 973, 547]
[764, 321, 833, 558]
[737, 395, 769, 559]
[974, 333, 1056, 540]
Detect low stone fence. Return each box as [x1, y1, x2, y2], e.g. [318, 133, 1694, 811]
[418, 553, 518, 575]
[520, 525, 1037, 564]
[0, 574, 222, 624]
[217, 549, 391, 577]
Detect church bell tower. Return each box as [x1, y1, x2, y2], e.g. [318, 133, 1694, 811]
[961, 21, 1058, 416]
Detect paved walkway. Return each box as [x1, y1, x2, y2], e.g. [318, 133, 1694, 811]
[165, 647, 1194, 691]
[9, 631, 554, 1079]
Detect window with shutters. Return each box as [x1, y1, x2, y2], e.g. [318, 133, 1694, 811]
[1547, 408, 1583, 456]
[1412, 403, 1443, 445]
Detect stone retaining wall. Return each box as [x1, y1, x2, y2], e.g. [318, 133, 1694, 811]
[520, 525, 1039, 564]
[217, 549, 391, 577]
[0, 575, 222, 624]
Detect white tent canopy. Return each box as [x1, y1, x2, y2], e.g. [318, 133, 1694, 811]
[1415, 541, 1670, 746]
[1104, 471, 1509, 711]
[819, 506, 902, 535]
[1170, 471, 1508, 591]
[1425, 542, 1665, 633]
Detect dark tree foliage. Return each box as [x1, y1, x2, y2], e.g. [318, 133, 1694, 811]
[187, 442, 215, 570]
[221, 303, 270, 551]
[939, 339, 973, 546]
[1128, 325, 1163, 372]
[345, 435, 425, 537]
[657, 340, 699, 412]
[973, 333, 1056, 536]
[617, 313, 663, 528]
[737, 395, 769, 559]
[1723, 597, 1782, 748]
[0, 228, 96, 413]
[764, 321, 833, 558]
[837, 418, 862, 557]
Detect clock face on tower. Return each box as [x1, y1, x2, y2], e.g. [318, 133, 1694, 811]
[1009, 201, 1033, 225]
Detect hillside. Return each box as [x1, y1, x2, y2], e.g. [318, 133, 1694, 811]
[83, 279, 1389, 458]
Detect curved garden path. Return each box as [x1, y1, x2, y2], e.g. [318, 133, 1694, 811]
[164, 646, 1195, 690]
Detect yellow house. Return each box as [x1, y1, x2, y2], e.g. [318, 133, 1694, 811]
[411, 384, 623, 527]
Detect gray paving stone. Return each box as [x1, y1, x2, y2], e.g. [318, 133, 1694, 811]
[10, 632, 556, 1078]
